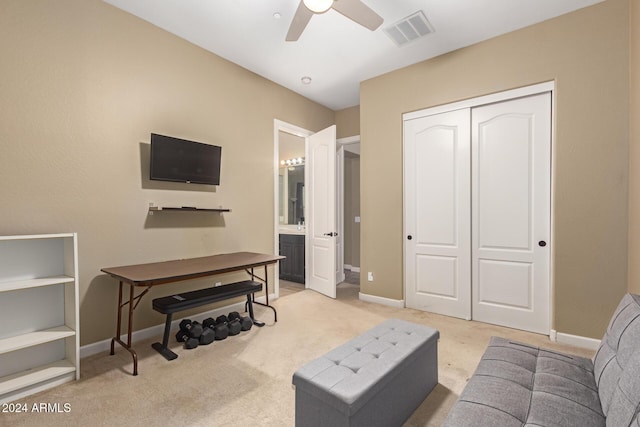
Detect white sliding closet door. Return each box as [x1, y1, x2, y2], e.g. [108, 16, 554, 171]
[404, 109, 471, 319]
[471, 93, 551, 334]
[404, 89, 552, 334]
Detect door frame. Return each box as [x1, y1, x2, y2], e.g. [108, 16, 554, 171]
[337, 144, 345, 284]
[273, 119, 313, 298]
[336, 135, 360, 284]
[402, 81, 556, 332]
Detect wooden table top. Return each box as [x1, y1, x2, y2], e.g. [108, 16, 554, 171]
[101, 252, 284, 286]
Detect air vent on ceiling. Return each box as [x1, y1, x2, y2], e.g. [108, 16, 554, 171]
[384, 10, 434, 47]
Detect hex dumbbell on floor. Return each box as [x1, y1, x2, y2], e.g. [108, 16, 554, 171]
[175, 328, 199, 349]
[199, 325, 215, 345]
[215, 314, 241, 336]
[203, 317, 229, 341]
[226, 316, 242, 336]
[228, 311, 253, 331]
[179, 319, 203, 338]
[176, 319, 203, 349]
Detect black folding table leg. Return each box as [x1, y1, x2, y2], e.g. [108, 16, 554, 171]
[247, 294, 265, 327]
[151, 313, 179, 360]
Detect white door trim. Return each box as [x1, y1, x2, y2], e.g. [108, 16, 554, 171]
[337, 135, 360, 284]
[402, 81, 555, 334]
[403, 81, 555, 121]
[273, 120, 313, 298]
[336, 145, 345, 284]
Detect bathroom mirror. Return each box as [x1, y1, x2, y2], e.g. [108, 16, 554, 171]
[279, 165, 304, 225]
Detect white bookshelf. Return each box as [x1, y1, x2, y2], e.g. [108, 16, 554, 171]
[0, 233, 79, 404]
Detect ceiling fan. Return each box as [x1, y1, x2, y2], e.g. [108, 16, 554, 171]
[286, 0, 384, 42]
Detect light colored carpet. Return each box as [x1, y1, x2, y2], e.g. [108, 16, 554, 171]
[2, 283, 595, 426]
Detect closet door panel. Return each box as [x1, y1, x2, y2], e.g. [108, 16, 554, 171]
[472, 93, 551, 334]
[477, 115, 532, 250]
[404, 108, 471, 319]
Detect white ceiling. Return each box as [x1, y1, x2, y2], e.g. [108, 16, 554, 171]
[103, 0, 603, 111]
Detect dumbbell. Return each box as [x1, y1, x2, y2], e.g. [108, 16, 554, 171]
[203, 317, 229, 341]
[179, 319, 203, 338]
[175, 328, 199, 350]
[176, 319, 203, 349]
[216, 314, 241, 336]
[228, 311, 253, 331]
[199, 325, 215, 345]
[179, 319, 213, 345]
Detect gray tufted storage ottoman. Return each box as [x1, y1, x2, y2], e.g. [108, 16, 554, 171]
[292, 318, 439, 427]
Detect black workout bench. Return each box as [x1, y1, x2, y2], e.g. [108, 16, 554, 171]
[151, 280, 263, 361]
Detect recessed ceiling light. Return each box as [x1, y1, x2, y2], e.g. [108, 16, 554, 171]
[273, 12, 281, 19]
[301, 76, 312, 85]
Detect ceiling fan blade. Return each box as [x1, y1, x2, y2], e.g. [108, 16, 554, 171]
[286, 1, 314, 41]
[332, 0, 383, 31]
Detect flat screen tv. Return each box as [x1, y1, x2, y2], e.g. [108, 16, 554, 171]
[150, 133, 221, 185]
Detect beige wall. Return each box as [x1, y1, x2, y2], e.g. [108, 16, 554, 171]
[0, 0, 334, 345]
[336, 106, 361, 139]
[360, 0, 630, 339]
[629, 0, 640, 294]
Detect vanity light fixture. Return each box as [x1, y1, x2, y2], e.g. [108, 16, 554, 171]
[281, 157, 305, 166]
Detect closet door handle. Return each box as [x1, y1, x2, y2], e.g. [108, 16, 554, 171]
[538, 240, 547, 247]
[407, 235, 413, 240]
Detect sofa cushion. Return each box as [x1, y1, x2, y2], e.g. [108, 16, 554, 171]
[592, 293, 640, 427]
[443, 337, 604, 427]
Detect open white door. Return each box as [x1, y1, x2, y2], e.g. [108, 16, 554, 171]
[306, 125, 337, 298]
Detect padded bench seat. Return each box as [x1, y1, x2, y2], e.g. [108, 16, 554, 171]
[292, 318, 439, 427]
[152, 280, 262, 314]
[151, 280, 263, 361]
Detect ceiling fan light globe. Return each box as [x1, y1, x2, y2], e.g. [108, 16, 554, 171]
[303, 0, 333, 14]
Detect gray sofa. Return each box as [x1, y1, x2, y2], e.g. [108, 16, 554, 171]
[443, 293, 640, 427]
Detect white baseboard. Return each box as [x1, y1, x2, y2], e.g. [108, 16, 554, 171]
[344, 264, 360, 273]
[80, 294, 275, 359]
[550, 329, 601, 351]
[358, 292, 404, 308]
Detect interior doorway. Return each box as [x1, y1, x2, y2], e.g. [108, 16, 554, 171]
[274, 121, 312, 298]
[273, 121, 359, 299]
[338, 137, 361, 283]
[274, 121, 339, 299]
